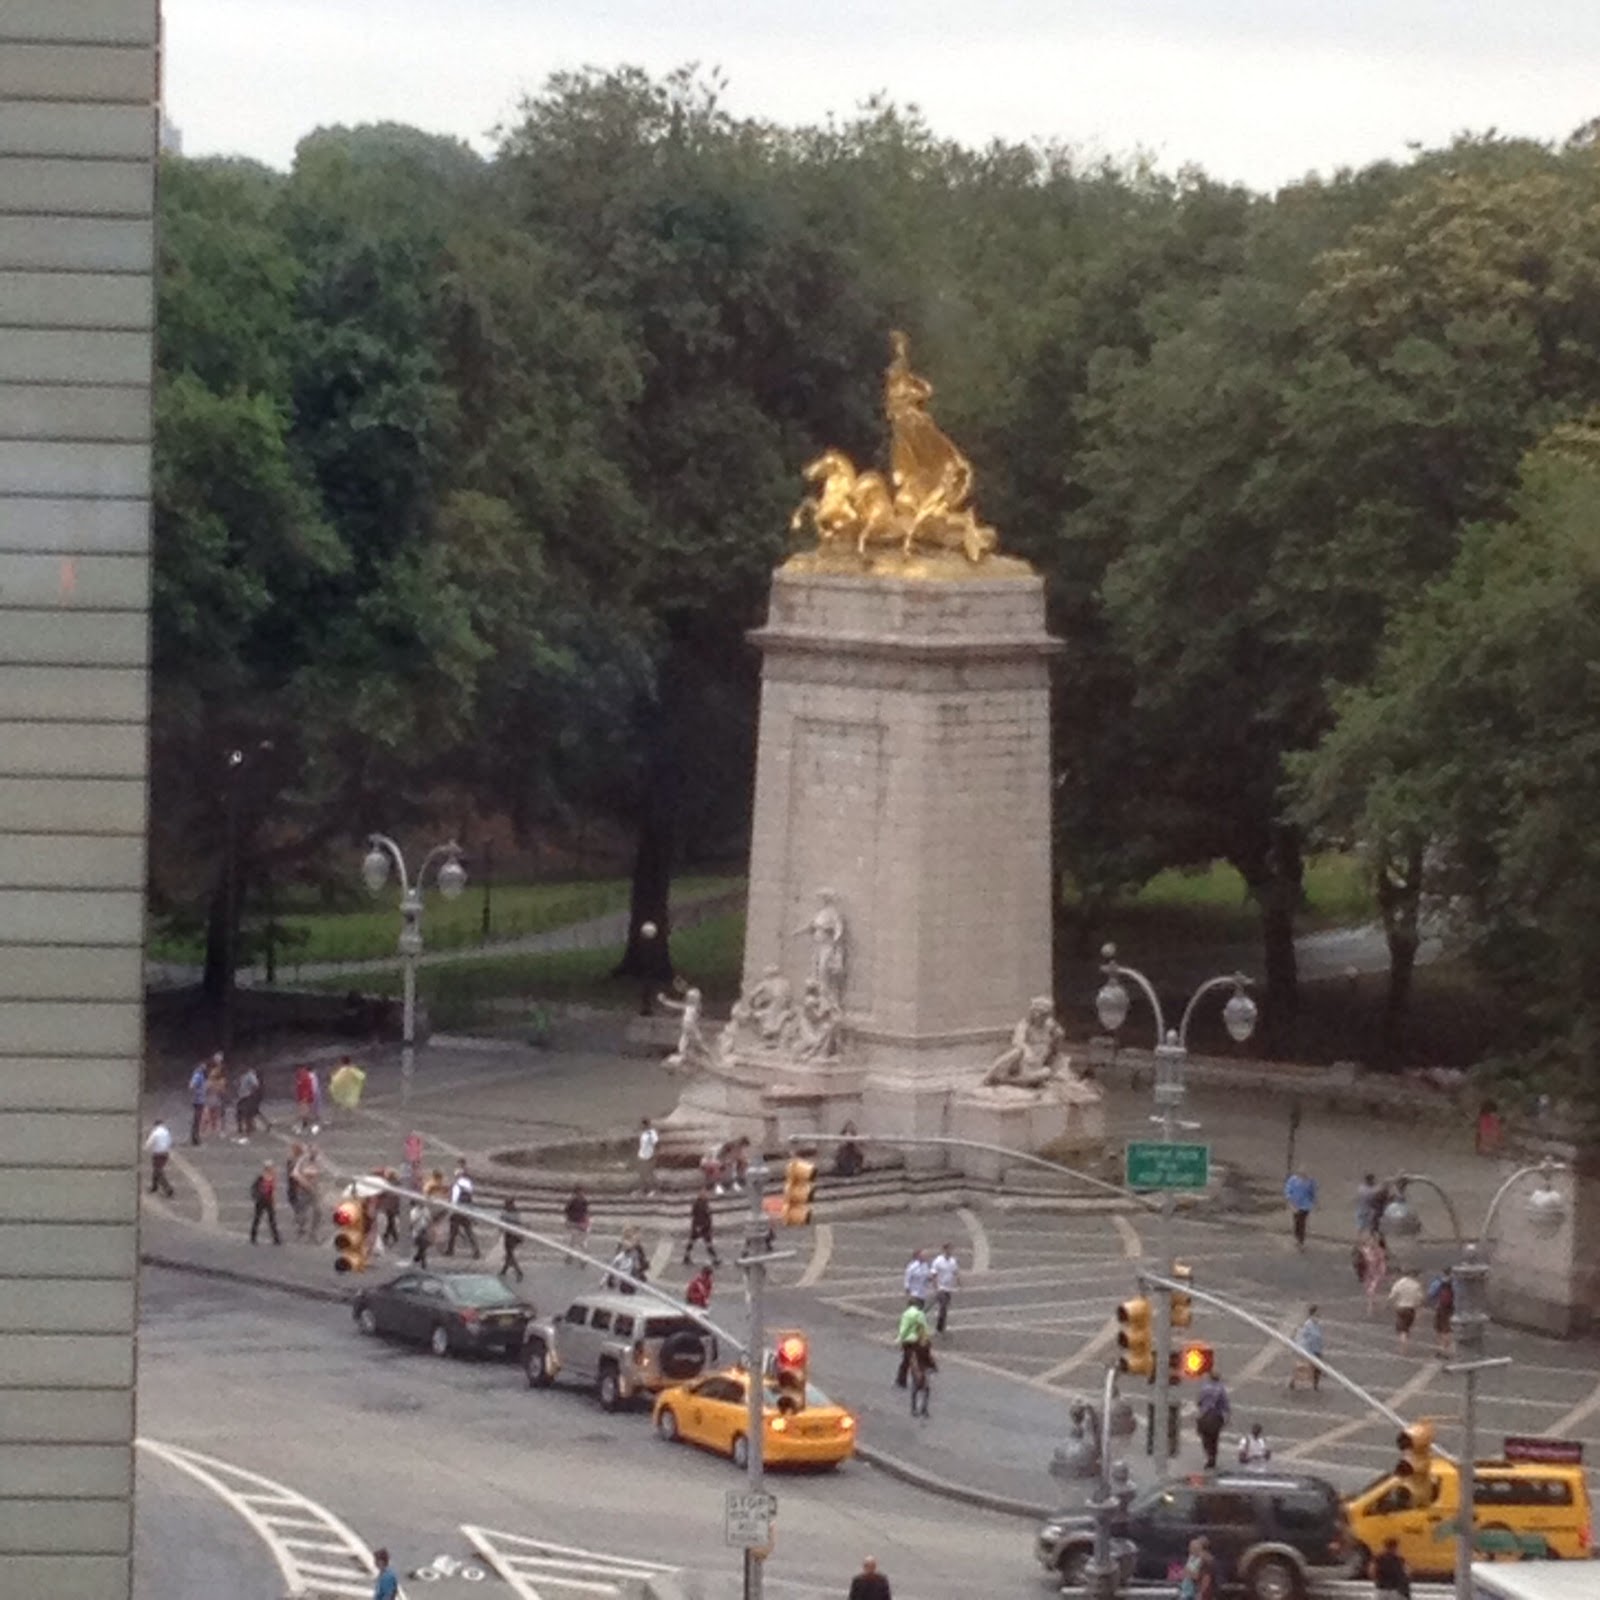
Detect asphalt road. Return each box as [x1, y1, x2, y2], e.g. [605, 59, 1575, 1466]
[135, 1267, 1033, 1600]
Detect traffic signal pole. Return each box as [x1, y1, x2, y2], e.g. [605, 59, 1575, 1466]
[1151, 1037, 1181, 1471]
[741, 1162, 770, 1600]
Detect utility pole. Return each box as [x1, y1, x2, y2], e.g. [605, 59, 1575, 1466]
[1150, 1034, 1182, 1469]
[1447, 1244, 1506, 1600]
[741, 1162, 771, 1600]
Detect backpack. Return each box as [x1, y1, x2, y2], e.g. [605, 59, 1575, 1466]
[250, 1175, 267, 1203]
[1426, 1274, 1445, 1307]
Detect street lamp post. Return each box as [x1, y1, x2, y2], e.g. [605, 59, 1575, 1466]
[1380, 1157, 1570, 1600]
[1095, 944, 1257, 1473]
[361, 834, 467, 1107]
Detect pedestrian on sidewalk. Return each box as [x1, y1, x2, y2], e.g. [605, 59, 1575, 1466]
[726, 1136, 750, 1191]
[249, 1161, 282, 1245]
[608, 1226, 648, 1293]
[188, 1056, 212, 1144]
[700, 1141, 726, 1195]
[1195, 1370, 1231, 1468]
[847, 1556, 890, 1600]
[409, 1199, 433, 1266]
[1388, 1268, 1425, 1350]
[445, 1161, 481, 1258]
[144, 1118, 175, 1196]
[295, 1146, 325, 1245]
[203, 1058, 228, 1139]
[234, 1065, 262, 1140]
[1371, 1536, 1411, 1599]
[1428, 1268, 1455, 1357]
[1284, 1168, 1318, 1250]
[328, 1054, 366, 1121]
[903, 1248, 933, 1307]
[684, 1186, 720, 1267]
[499, 1196, 524, 1282]
[1358, 1232, 1388, 1316]
[1237, 1422, 1272, 1465]
[373, 1170, 401, 1246]
[294, 1064, 317, 1135]
[635, 1118, 659, 1194]
[1291, 1306, 1324, 1391]
[893, 1297, 930, 1388]
[907, 1328, 936, 1418]
[1355, 1173, 1383, 1238]
[372, 1546, 399, 1600]
[930, 1242, 959, 1334]
[564, 1184, 590, 1261]
[686, 1264, 714, 1309]
[1475, 1099, 1503, 1156]
[403, 1131, 424, 1194]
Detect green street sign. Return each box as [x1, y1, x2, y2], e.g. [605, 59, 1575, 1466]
[1126, 1141, 1210, 1191]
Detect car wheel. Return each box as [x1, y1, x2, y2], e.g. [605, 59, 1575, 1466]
[1244, 1554, 1302, 1600]
[657, 1408, 680, 1443]
[430, 1324, 452, 1359]
[1055, 1547, 1091, 1587]
[523, 1338, 552, 1389]
[731, 1433, 749, 1470]
[660, 1331, 707, 1381]
[597, 1363, 622, 1411]
[356, 1306, 378, 1337]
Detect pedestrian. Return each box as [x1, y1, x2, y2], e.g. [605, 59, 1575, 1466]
[1355, 1172, 1383, 1238]
[445, 1161, 481, 1258]
[188, 1056, 211, 1144]
[686, 1264, 714, 1309]
[499, 1196, 524, 1280]
[1237, 1422, 1272, 1465]
[203, 1058, 227, 1138]
[635, 1117, 659, 1194]
[293, 1063, 316, 1135]
[409, 1199, 433, 1266]
[296, 1146, 325, 1245]
[608, 1226, 647, 1293]
[1291, 1305, 1324, 1392]
[903, 1248, 933, 1307]
[726, 1136, 750, 1191]
[907, 1327, 936, 1418]
[1428, 1267, 1455, 1357]
[684, 1185, 720, 1267]
[1388, 1268, 1425, 1350]
[1177, 1535, 1214, 1600]
[372, 1546, 399, 1600]
[249, 1161, 282, 1245]
[1475, 1099, 1503, 1156]
[1371, 1536, 1411, 1599]
[930, 1242, 959, 1334]
[1194, 1369, 1231, 1468]
[1284, 1168, 1318, 1250]
[833, 1121, 865, 1178]
[328, 1054, 366, 1121]
[700, 1141, 726, 1194]
[403, 1130, 424, 1194]
[847, 1556, 890, 1600]
[144, 1117, 175, 1197]
[308, 1063, 324, 1129]
[893, 1297, 930, 1388]
[374, 1169, 401, 1246]
[564, 1183, 590, 1260]
[234, 1064, 261, 1140]
[1359, 1232, 1389, 1316]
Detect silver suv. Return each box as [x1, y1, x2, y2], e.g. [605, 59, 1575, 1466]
[520, 1291, 716, 1411]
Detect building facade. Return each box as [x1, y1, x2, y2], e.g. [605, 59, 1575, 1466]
[0, 2, 158, 1596]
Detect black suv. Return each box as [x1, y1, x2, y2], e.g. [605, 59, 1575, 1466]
[1036, 1471, 1356, 1600]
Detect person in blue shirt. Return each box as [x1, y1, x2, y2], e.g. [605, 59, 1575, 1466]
[372, 1547, 399, 1600]
[1284, 1169, 1318, 1250]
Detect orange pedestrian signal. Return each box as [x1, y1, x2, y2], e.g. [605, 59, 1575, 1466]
[1116, 1297, 1153, 1378]
[1176, 1341, 1214, 1380]
[332, 1193, 367, 1275]
[774, 1331, 808, 1413]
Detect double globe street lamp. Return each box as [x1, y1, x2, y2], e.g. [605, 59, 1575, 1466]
[361, 834, 467, 1106]
[1094, 944, 1258, 1472]
[1377, 1157, 1570, 1600]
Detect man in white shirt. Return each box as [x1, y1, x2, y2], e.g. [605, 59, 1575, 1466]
[636, 1118, 660, 1194]
[144, 1118, 175, 1197]
[445, 1160, 481, 1258]
[930, 1243, 960, 1333]
[903, 1249, 934, 1307]
[1237, 1423, 1272, 1466]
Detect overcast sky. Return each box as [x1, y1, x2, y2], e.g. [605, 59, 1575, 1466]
[161, 1, 1600, 191]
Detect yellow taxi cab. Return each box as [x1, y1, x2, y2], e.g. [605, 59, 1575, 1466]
[651, 1367, 856, 1469]
[1346, 1447, 1593, 1577]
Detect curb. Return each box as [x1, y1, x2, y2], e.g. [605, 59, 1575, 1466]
[141, 1251, 351, 1307]
[856, 1440, 1051, 1521]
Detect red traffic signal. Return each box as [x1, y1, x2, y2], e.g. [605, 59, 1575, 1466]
[773, 1332, 808, 1413]
[332, 1194, 368, 1275]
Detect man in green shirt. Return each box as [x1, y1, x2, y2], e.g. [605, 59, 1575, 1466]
[894, 1298, 929, 1387]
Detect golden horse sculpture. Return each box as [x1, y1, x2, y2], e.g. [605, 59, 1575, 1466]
[789, 331, 1000, 566]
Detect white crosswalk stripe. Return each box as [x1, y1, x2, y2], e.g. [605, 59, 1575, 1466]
[464, 1526, 678, 1600]
[138, 1437, 396, 1598]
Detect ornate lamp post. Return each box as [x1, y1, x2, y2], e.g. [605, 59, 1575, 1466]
[361, 835, 467, 1106]
[1095, 944, 1257, 1472]
[1379, 1157, 1570, 1600]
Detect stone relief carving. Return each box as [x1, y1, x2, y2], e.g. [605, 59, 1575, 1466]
[981, 996, 1074, 1090]
[792, 887, 846, 1010]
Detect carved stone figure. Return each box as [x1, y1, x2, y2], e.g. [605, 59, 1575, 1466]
[659, 986, 712, 1077]
[795, 978, 843, 1061]
[982, 996, 1069, 1089]
[747, 963, 798, 1048]
[793, 888, 846, 1009]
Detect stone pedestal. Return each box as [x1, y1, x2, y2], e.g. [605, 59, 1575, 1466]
[949, 1082, 1106, 1182]
[1487, 1156, 1596, 1336]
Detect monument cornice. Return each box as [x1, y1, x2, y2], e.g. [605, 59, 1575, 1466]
[749, 624, 1064, 664]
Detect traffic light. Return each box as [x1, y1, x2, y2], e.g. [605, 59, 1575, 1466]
[1397, 1422, 1435, 1503]
[1173, 1341, 1214, 1381]
[332, 1191, 367, 1275]
[773, 1332, 808, 1413]
[780, 1158, 816, 1226]
[1171, 1262, 1193, 1329]
[1116, 1297, 1153, 1377]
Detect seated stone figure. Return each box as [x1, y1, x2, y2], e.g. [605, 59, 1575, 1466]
[982, 997, 1069, 1089]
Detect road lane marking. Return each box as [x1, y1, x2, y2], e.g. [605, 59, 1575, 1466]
[1233, 1308, 1302, 1386]
[957, 1206, 990, 1274]
[464, 1525, 675, 1600]
[169, 1148, 219, 1228]
[648, 1234, 673, 1281]
[1037, 1315, 1118, 1384]
[1281, 1360, 1441, 1461]
[138, 1437, 391, 1598]
[796, 1222, 833, 1288]
[1112, 1214, 1141, 1258]
[1549, 1373, 1600, 1436]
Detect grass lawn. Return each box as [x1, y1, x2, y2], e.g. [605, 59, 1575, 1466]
[149, 874, 742, 967]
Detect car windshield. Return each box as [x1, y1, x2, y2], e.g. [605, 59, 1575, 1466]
[445, 1276, 523, 1308]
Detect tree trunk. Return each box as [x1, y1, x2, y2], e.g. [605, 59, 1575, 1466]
[1242, 826, 1302, 1050]
[1376, 841, 1425, 1068]
[614, 648, 683, 984]
[201, 868, 230, 1003]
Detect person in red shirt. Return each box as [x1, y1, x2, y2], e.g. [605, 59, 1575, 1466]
[294, 1064, 317, 1134]
[686, 1265, 714, 1309]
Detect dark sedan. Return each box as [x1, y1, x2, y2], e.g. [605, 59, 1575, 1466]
[352, 1270, 533, 1359]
